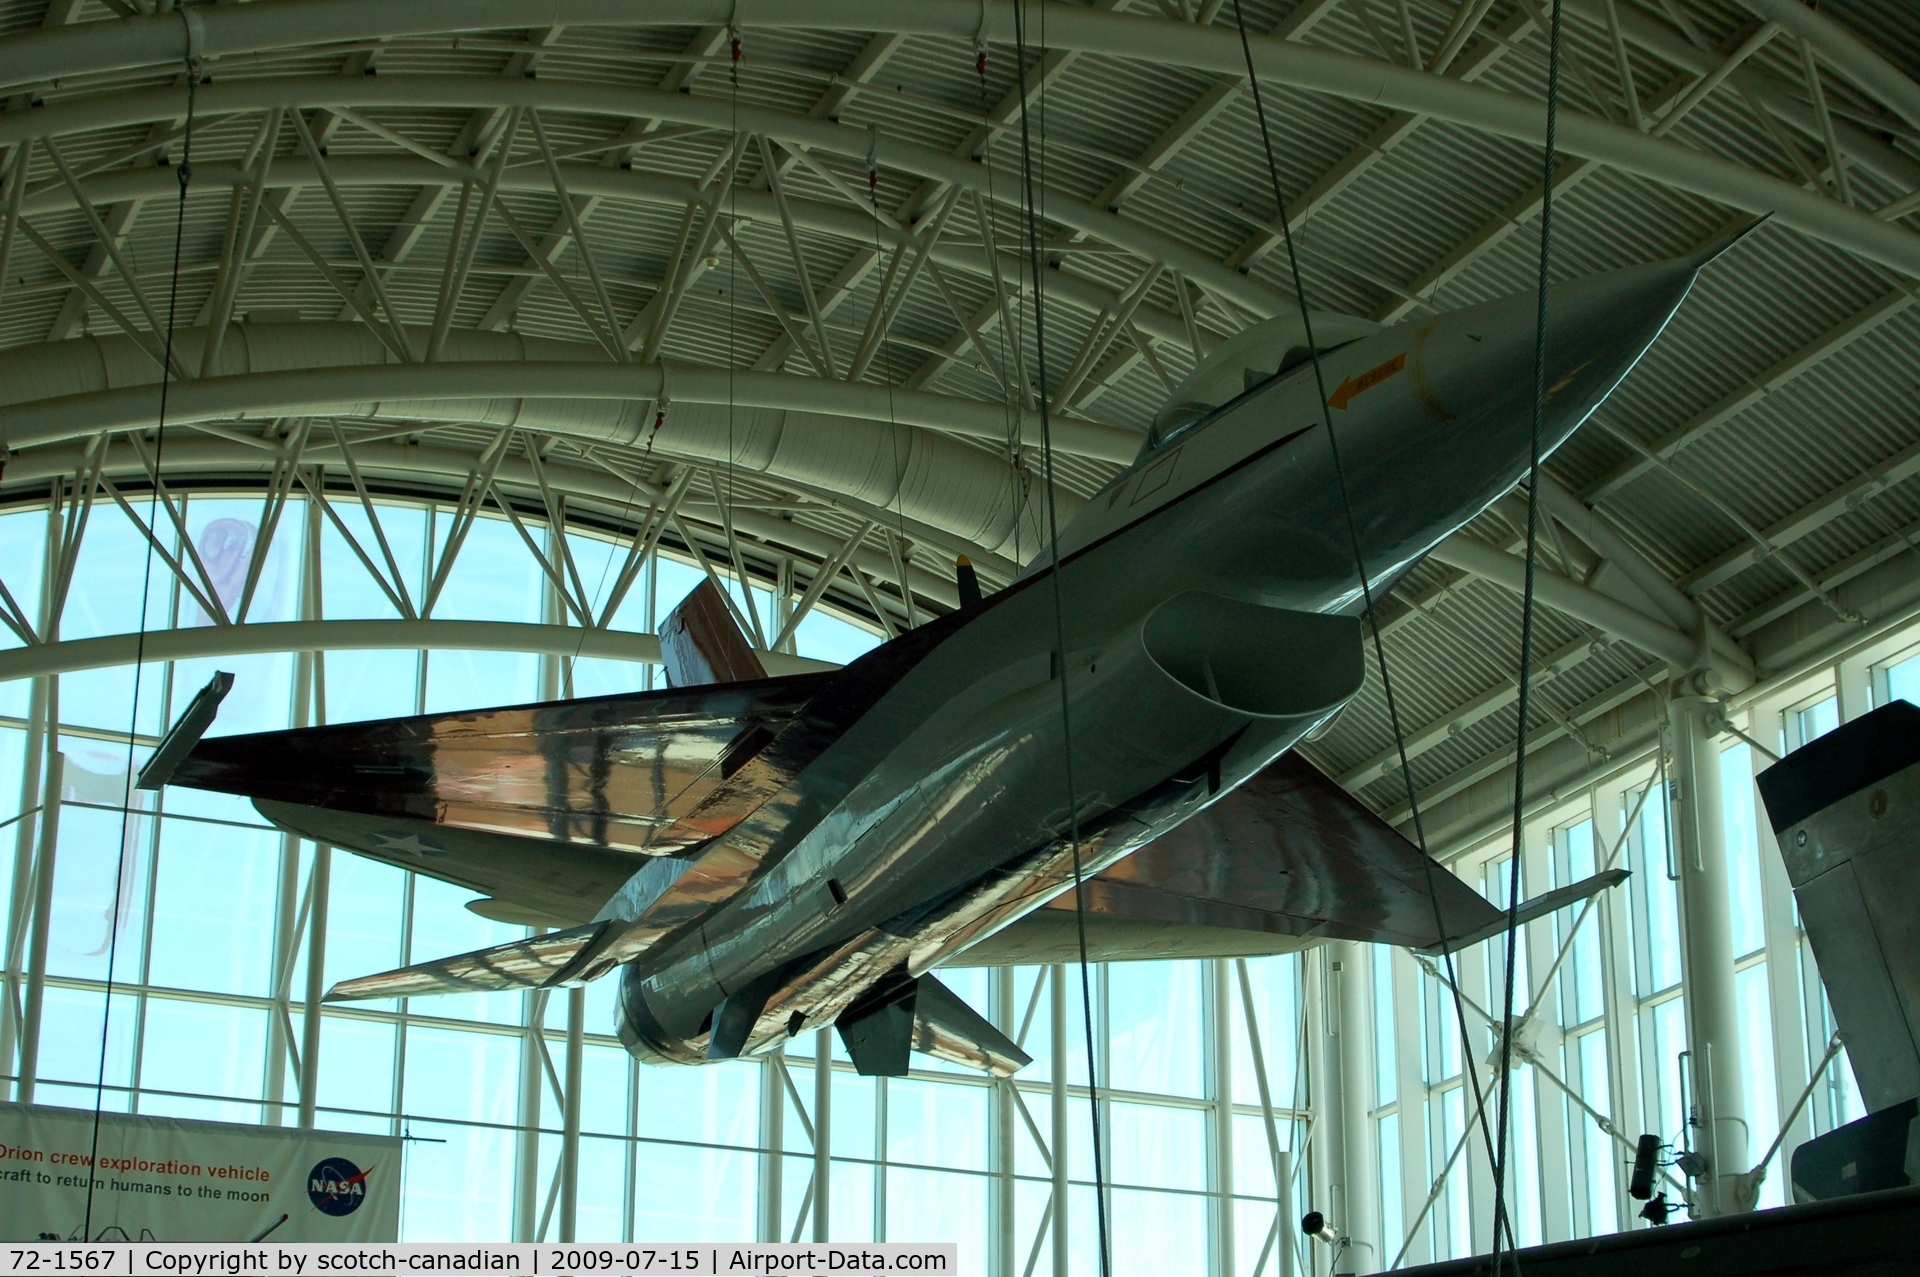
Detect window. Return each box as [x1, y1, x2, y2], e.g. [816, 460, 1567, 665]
[1482, 852, 1530, 1019]
[1374, 946, 1397, 1108]
[1881, 650, 1920, 708]
[1378, 1112, 1403, 1260]
[1736, 964, 1782, 1209]
[1721, 744, 1767, 959]
[1575, 1029, 1616, 1236]
[1788, 695, 1838, 751]
[1629, 784, 1682, 996]
[1555, 819, 1605, 1027]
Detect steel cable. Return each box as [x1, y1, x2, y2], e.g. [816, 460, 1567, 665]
[1227, 0, 1514, 1258]
[1011, 3, 1112, 1273]
[1492, 0, 1568, 1268]
[86, 52, 197, 1240]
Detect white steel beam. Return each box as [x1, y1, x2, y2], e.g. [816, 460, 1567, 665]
[12, 750, 59, 1105]
[0, 617, 835, 684]
[1335, 634, 1598, 790]
[15, 56, 1918, 292]
[1679, 437, 1920, 598]
[287, 108, 417, 360]
[484, 27, 724, 336]
[1226, 7, 1533, 277]
[1535, 474, 1753, 679]
[0, 328, 1139, 461]
[0, 434, 983, 605]
[1736, 0, 1920, 137]
[18, 152, 1210, 355]
[44, 198, 141, 341]
[1567, 0, 1920, 199]
[1092, 78, 1239, 214]
[1428, 534, 1697, 669]
[1374, 656, 1666, 832]
[1370, 27, 1765, 326]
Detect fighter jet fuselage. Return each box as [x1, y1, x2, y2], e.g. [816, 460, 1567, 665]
[164, 248, 1720, 1076]
[614, 254, 1703, 1066]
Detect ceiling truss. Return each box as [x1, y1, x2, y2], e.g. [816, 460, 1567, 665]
[0, 0, 1906, 837]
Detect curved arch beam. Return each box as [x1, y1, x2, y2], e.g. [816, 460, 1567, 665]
[0, 435, 989, 603]
[1430, 536, 1696, 670]
[32, 154, 1202, 357]
[0, 332, 1136, 461]
[1736, 0, 1920, 136]
[0, 618, 836, 684]
[0, 76, 1285, 318]
[1, 7, 1913, 275]
[0, 323, 1109, 557]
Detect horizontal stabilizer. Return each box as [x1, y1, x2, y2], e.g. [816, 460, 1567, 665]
[912, 974, 1030, 1077]
[1413, 869, 1628, 955]
[957, 752, 1517, 965]
[326, 920, 611, 1002]
[137, 671, 234, 791]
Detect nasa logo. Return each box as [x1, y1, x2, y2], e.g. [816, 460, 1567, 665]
[307, 1156, 373, 1216]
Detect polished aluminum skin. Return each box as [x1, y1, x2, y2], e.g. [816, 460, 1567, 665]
[172, 246, 1720, 1073]
[1757, 699, 1920, 1113]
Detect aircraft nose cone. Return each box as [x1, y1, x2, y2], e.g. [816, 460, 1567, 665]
[1320, 233, 1745, 594]
[1408, 249, 1708, 454]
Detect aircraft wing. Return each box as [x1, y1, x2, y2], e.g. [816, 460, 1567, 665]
[171, 672, 840, 921]
[167, 590, 965, 939]
[953, 752, 1622, 965]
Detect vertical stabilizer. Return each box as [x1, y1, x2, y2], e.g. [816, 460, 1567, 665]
[1756, 701, 1920, 1113]
[659, 579, 768, 687]
[1757, 702, 1920, 1201]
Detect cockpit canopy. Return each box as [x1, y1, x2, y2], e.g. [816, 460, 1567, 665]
[1145, 310, 1383, 455]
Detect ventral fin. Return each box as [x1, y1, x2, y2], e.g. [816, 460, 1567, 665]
[834, 970, 1029, 1077]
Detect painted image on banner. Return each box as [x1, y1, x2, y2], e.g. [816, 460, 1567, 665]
[0, 1103, 398, 1242]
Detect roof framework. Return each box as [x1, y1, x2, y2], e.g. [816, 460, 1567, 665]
[0, 0, 1914, 849]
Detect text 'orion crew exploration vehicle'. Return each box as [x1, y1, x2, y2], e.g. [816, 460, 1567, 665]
[150, 241, 1734, 1077]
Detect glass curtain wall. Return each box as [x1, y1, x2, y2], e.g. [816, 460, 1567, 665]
[12, 482, 1910, 1266]
[0, 491, 1310, 1274]
[1369, 637, 1920, 1266]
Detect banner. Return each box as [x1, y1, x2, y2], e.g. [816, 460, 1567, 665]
[0, 1103, 400, 1243]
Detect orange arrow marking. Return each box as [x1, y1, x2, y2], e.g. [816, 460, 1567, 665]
[1328, 352, 1405, 410]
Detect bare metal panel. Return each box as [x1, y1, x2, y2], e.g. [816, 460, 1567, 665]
[1793, 862, 1920, 1111]
[964, 752, 1504, 962]
[660, 578, 769, 688]
[951, 912, 1318, 966]
[177, 672, 838, 858]
[910, 975, 1031, 1078]
[326, 920, 611, 1002]
[1759, 701, 1920, 1111]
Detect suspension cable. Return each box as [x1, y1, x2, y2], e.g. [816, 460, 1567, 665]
[1226, 1, 1512, 1254]
[1492, 0, 1567, 1267]
[86, 55, 197, 1241]
[1011, 3, 1110, 1273]
[978, 44, 1027, 570]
